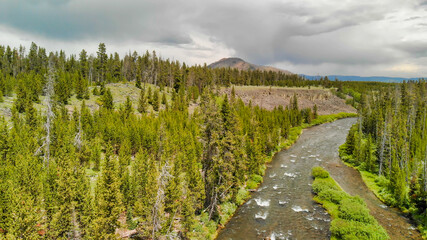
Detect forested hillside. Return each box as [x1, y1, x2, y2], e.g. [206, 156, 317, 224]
[0, 42, 356, 239]
[340, 80, 427, 235]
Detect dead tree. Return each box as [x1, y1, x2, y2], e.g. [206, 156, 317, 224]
[44, 56, 55, 168]
[151, 161, 172, 239]
[378, 115, 388, 176]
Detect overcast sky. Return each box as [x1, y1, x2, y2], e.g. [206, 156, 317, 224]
[1, 0, 427, 77]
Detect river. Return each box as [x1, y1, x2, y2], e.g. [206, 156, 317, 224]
[216, 118, 421, 240]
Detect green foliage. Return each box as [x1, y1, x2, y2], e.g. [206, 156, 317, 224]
[161, 91, 167, 105]
[0, 41, 368, 239]
[331, 219, 389, 240]
[101, 88, 114, 110]
[235, 188, 250, 205]
[338, 197, 375, 224]
[318, 189, 348, 204]
[312, 178, 340, 194]
[137, 88, 147, 113]
[91, 144, 123, 238]
[75, 74, 89, 99]
[152, 89, 160, 111]
[219, 202, 237, 226]
[312, 167, 389, 240]
[92, 86, 100, 96]
[312, 166, 329, 178]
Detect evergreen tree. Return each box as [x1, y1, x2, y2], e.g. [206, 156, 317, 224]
[123, 96, 133, 118]
[173, 67, 182, 93]
[137, 88, 147, 113]
[101, 88, 114, 110]
[97, 43, 107, 83]
[152, 89, 160, 111]
[147, 86, 153, 105]
[161, 91, 167, 105]
[75, 73, 89, 99]
[91, 143, 123, 238]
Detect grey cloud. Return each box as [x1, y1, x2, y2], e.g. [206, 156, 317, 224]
[405, 16, 421, 21]
[394, 41, 427, 58]
[0, 0, 193, 45]
[1, 0, 427, 77]
[191, 1, 394, 66]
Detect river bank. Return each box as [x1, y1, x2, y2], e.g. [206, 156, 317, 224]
[216, 116, 356, 239]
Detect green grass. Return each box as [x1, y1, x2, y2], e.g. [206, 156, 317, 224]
[312, 167, 389, 240]
[359, 170, 386, 202]
[339, 143, 427, 237]
[0, 82, 173, 120]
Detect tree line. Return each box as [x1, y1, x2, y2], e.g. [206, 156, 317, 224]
[340, 80, 427, 235]
[0, 43, 323, 239]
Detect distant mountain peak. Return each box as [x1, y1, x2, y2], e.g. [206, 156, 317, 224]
[208, 57, 292, 74]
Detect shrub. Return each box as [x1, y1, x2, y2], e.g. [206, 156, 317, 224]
[235, 188, 250, 205]
[375, 175, 389, 188]
[318, 188, 349, 204]
[312, 178, 340, 194]
[219, 202, 237, 225]
[246, 180, 258, 190]
[312, 168, 389, 240]
[312, 166, 329, 178]
[331, 219, 388, 240]
[251, 174, 263, 183]
[338, 198, 375, 224]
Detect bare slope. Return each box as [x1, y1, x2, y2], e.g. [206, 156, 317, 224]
[208, 57, 292, 74]
[221, 86, 356, 115]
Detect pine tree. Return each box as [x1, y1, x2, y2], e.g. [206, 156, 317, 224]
[173, 67, 182, 93]
[75, 73, 89, 100]
[313, 104, 318, 119]
[152, 89, 160, 111]
[101, 88, 114, 110]
[181, 184, 195, 238]
[231, 86, 236, 102]
[91, 143, 123, 239]
[147, 86, 153, 105]
[161, 91, 167, 105]
[137, 88, 147, 113]
[97, 43, 107, 83]
[92, 86, 100, 96]
[123, 96, 133, 118]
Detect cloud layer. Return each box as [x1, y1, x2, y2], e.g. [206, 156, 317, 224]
[1, 0, 427, 77]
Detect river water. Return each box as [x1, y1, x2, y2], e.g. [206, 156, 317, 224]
[216, 118, 421, 240]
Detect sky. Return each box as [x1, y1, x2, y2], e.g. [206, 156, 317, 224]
[1, 0, 427, 78]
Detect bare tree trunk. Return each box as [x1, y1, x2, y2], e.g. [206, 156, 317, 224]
[74, 115, 83, 151]
[44, 57, 55, 168]
[208, 176, 222, 220]
[152, 161, 172, 239]
[388, 136, 392, 177]
[424, 144, 427, 192]
[379, 116, 388, 176]
[71, 204, 81, 239]
[423, 110, 427, 192]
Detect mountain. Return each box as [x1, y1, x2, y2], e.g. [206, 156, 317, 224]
[302, 75, 424, 83]
[208, 57, 292, 74]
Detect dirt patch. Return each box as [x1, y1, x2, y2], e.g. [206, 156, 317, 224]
[221, 86, 356, 115]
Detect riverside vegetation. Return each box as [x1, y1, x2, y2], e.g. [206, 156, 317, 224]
[311, 167, 389, 240]
[339, 80, 427, 237]
[0, 42, 359, 239]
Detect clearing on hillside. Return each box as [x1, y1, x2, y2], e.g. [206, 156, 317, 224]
[221, 86, 356, 115]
